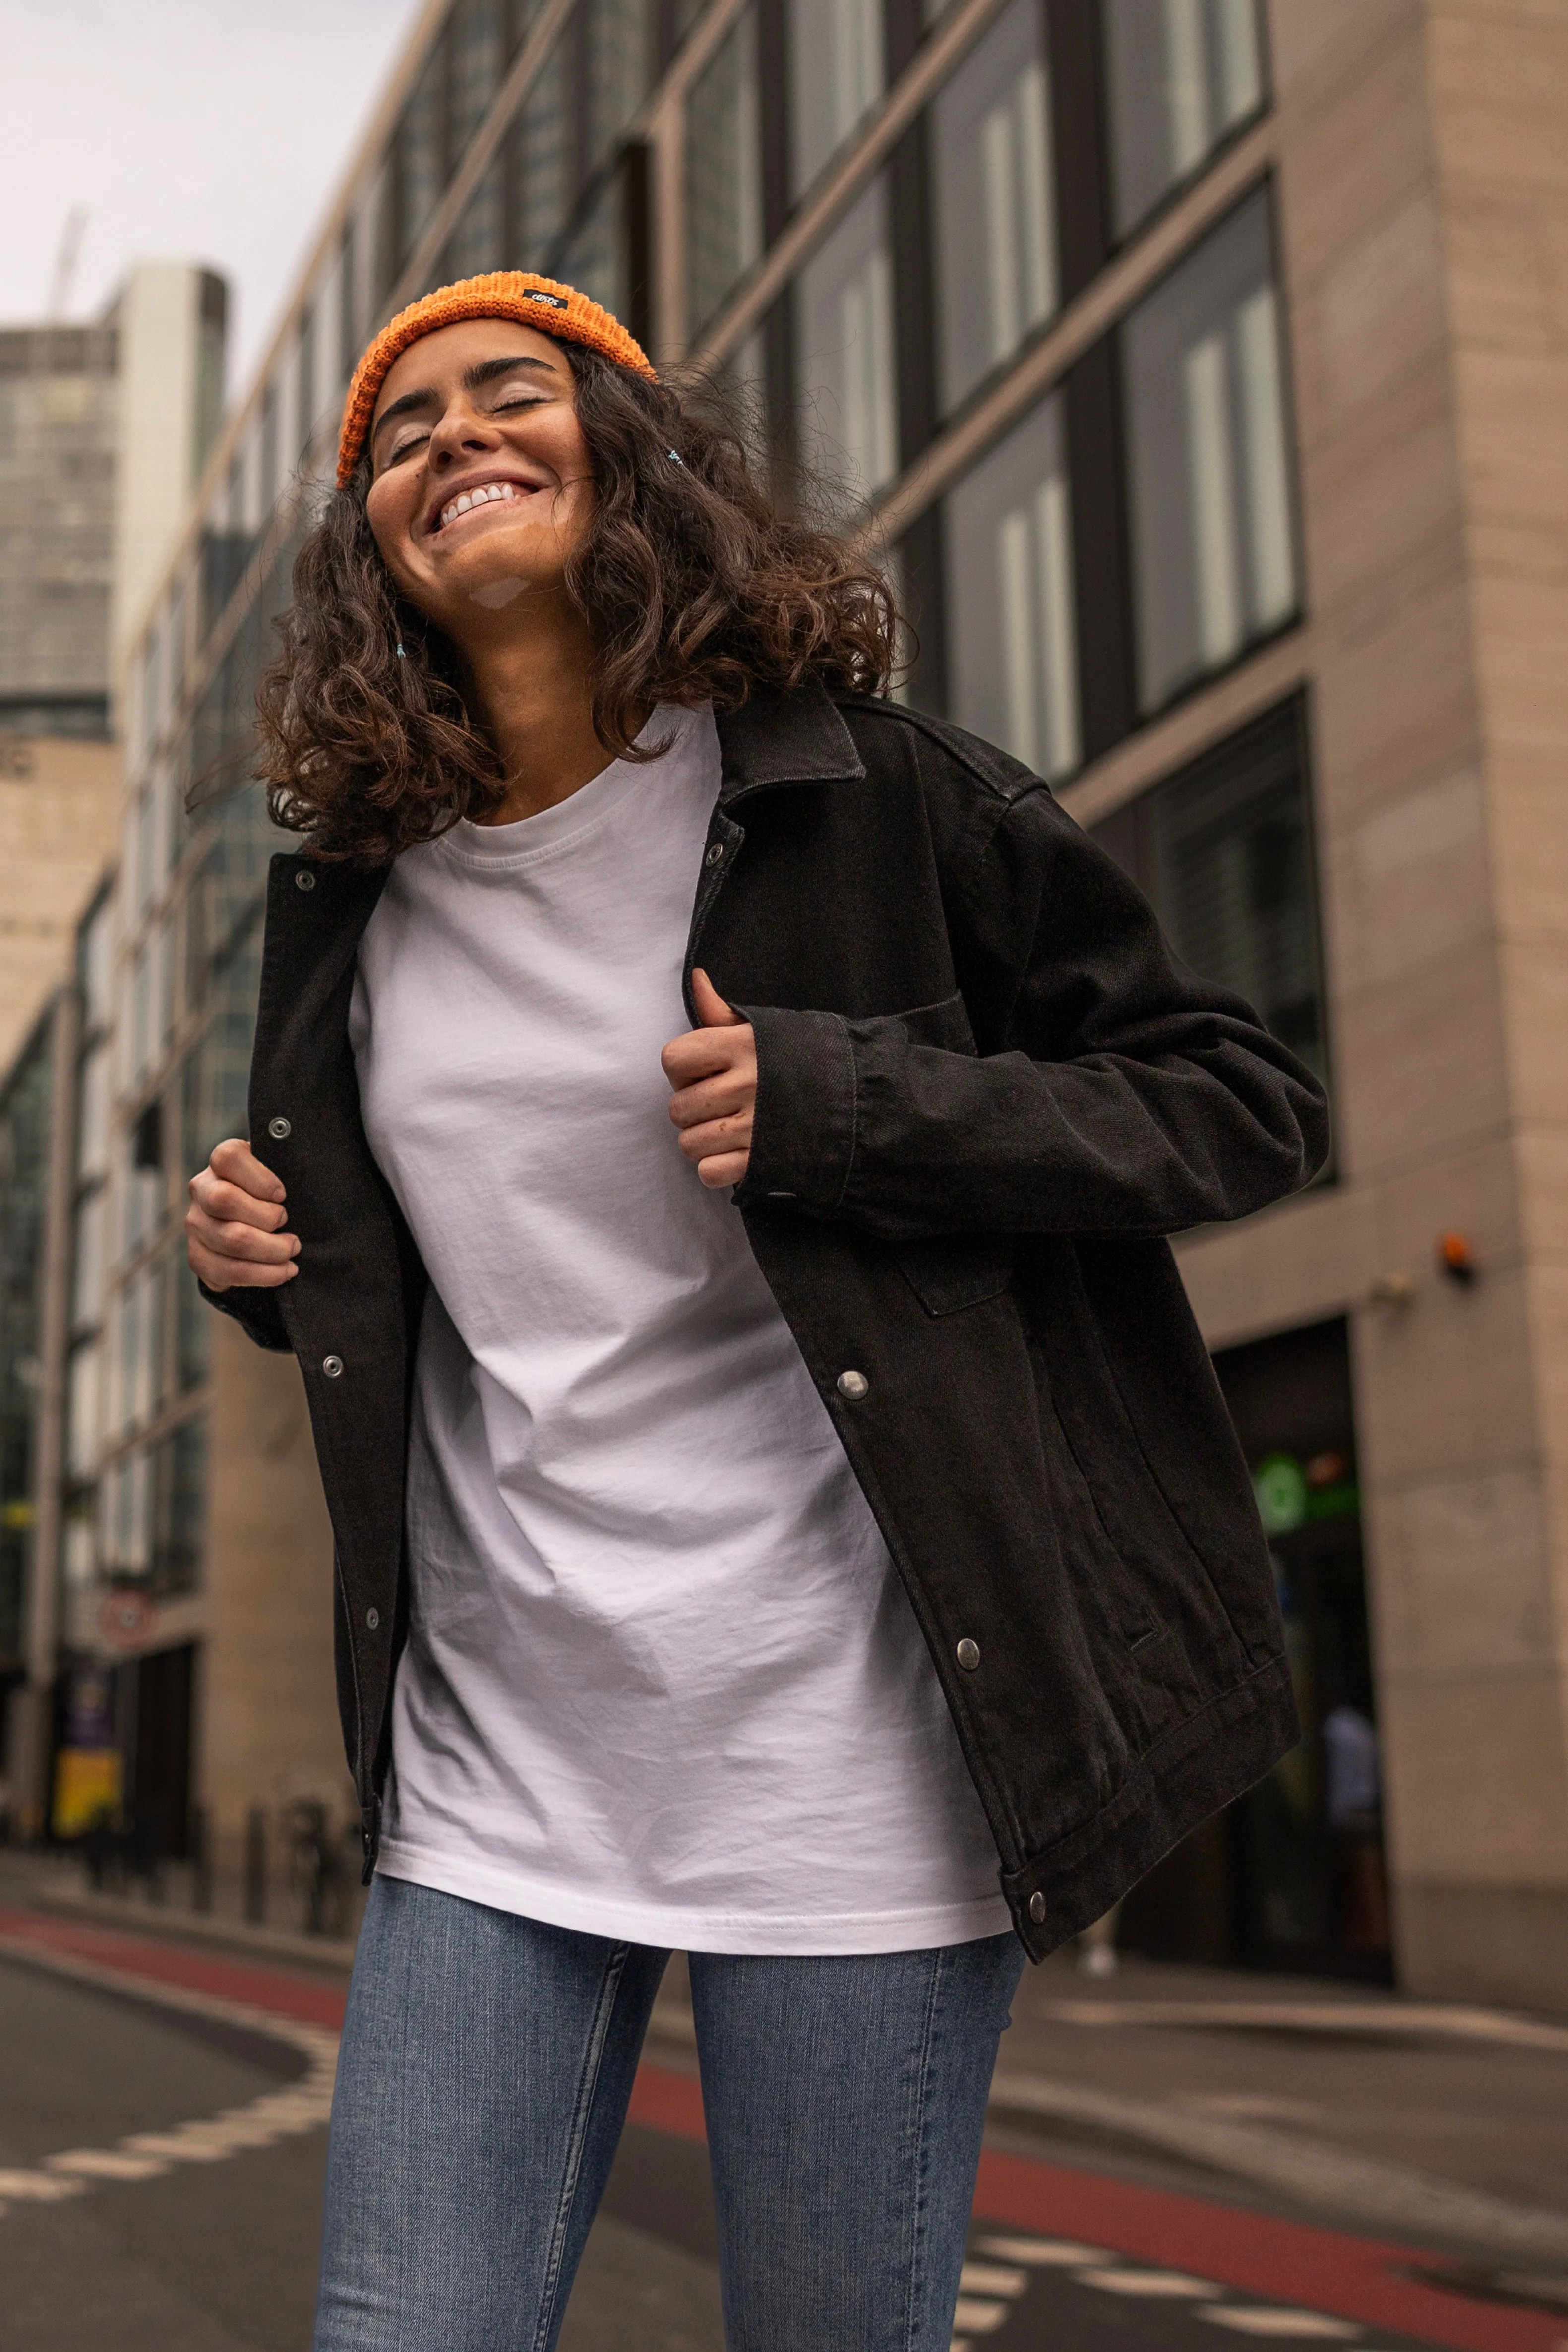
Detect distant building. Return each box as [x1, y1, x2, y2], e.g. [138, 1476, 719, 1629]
[0, 266, 226, 742]
[4, 0, 1567, 2004]
[0, 265, 228, 1814]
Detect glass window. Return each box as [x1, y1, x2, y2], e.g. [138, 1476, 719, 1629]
[295, 306, 317, 459]
[931, 0, 1058, 416]
[167, 583, 186, 707]
[685, 3, 763, 338]
[1104, 0, 1265, 236]
[336, 221, 357, 387]
[452, 0, 505, 154]
[103, 1445, 152, 1576]
[795, 178, 898, 506]
[789, 0, 885, 197]
[138, 628, 162, 760]
[447, 156, 505, 281]
[79, 898, 115, 1034]
[1090, 697, 1325, 1084]
[1122, 189, 1297, 712]
[398, 30, 452, 270]
[67, 1340, 102, 1483]
[945, 392, 1080, 780]
[258, 382, 279, 513]
[177, 1260, 211, 1394]
[151, 1417, 207, 1597]
[77, 1042, 111, 1178]
[587, 0, 655, 173]
[72, 1188, 106, 1333]
[558, 168, 632, 320]
[508, 27, 573, 266]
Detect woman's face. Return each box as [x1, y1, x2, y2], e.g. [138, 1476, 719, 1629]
[364, 317, 593, 638]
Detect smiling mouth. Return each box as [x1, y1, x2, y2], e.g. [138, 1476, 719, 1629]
[433, 480, 546, 534]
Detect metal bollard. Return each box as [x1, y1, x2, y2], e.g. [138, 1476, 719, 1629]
[244, 1806, 266, 1925]
[189, 1803, 213, 1914]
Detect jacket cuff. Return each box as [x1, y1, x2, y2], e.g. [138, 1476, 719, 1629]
[733, 1004, 857, 1216]
[198, 1278, 294, 1352]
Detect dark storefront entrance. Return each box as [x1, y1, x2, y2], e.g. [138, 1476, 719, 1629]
[1118, 1317, 1391, 1979]
[51, 1640, 196, 1863]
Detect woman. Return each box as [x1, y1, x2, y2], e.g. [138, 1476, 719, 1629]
[188, 272, 1327, 2351]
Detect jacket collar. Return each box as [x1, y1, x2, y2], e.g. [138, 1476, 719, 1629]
[714, 677, 866, 805]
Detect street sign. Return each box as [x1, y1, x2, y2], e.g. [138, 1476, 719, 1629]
[101, 1586, 156, 1651]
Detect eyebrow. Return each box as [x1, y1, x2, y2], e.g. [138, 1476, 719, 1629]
[371, 354, 560, 445]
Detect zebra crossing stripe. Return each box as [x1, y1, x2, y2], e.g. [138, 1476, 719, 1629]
[956, 2229, 1381, 2351]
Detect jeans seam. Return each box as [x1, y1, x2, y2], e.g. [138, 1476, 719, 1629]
[529, 1940, 632, 2352]
[902, 1946, 951, 2352]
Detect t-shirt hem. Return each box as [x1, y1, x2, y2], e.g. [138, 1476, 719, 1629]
[375, 1836, 1016, 1956]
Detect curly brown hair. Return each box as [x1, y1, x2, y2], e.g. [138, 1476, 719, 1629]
[252, 343, 899, 864]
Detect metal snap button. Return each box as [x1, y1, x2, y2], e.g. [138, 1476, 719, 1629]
[956, 1637, 980, 1670]
[836, 1370, 869, 1401]
[1028, 1891, 1047, 1925]
[705, 842, 724, 866]
[295, 868, 316, 891]
[365, 1608, 379, 1630]
[268, 1116, 292, 1140]
[322, 1354, 344, 1378]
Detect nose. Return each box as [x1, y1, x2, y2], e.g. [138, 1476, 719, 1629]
[426, 396, 500, 471]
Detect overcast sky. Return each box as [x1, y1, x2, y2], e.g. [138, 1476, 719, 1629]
[1, 0, 428, 392]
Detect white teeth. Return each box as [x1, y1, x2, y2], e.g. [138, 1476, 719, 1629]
[439, 480, 523, 529]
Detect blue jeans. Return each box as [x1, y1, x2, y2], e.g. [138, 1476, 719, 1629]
[314, 1876, 1025, 2351]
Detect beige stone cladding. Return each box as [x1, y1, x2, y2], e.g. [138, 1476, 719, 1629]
[1164, 0, 1568, 2011]
[0, 735, 119, 1073]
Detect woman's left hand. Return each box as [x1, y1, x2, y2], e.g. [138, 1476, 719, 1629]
[662, 969, 756, 1188]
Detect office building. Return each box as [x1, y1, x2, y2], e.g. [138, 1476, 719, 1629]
[7, 0, 1567, 2003]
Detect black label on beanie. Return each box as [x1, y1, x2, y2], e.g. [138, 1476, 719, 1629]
[524, 290, 570, 310]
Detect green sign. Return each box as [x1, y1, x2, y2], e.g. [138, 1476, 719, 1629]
[1254, 1453, 1308, 1535]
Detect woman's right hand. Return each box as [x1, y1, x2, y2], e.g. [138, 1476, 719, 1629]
[186, 1138, 301, 1291]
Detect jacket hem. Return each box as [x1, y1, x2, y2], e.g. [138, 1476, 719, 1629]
[1001, 1649, 1299, 1961]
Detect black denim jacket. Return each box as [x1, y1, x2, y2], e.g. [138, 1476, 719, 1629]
[206, 682, 1329, 1958]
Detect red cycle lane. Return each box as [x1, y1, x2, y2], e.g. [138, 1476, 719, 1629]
[4, 1907, 1559, 2352]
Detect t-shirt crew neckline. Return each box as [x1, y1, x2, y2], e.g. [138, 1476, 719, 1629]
[438, 707, 693, 871]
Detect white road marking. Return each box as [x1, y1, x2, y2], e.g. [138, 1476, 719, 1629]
[1077, 2267, 1225, 2297]
[45, 2148, 171, 2181]
[952, 2297, 1013, 2332]
[0, 1930, 338, 2223]
[959, 2261, 1029, 2295]
[1200, 2309, 1362, 2337]
[974, 2234, 1114, 2265]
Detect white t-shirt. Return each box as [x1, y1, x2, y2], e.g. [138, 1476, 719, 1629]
[348, 703, 1010, 1953]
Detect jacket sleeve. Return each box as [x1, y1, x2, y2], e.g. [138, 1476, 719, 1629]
[198, 1278, 295, 1352]
[733, 782, 1330, 1241]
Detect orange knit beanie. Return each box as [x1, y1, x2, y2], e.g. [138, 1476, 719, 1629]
[337, 271, 656, 487]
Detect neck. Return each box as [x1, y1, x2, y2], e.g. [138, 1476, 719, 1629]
[460, 593, 617, 824]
